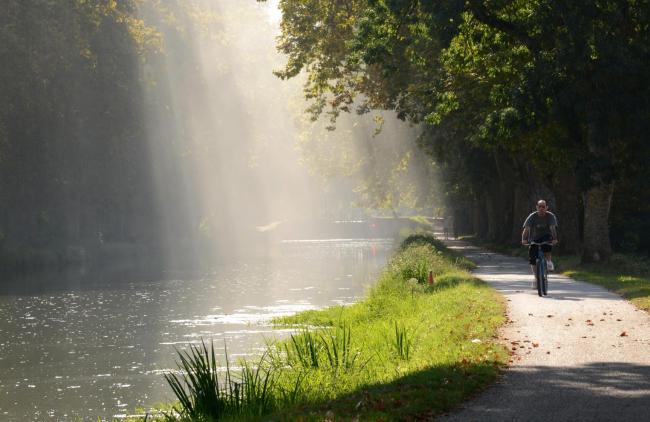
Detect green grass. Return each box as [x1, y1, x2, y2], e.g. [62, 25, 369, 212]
[154, 233, 508, 421]
[162, 341, 276, 420]
[468, 236, 650, 313]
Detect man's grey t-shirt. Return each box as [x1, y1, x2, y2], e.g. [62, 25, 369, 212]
[523, 211, 558, 240]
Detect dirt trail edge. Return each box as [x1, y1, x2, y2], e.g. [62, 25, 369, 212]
[438, 239, 650, 422]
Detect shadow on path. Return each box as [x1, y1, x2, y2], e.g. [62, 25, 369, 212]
[441, 362, 650, 421]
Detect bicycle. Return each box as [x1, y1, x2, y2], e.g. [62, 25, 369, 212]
[526, 241, 554, 297]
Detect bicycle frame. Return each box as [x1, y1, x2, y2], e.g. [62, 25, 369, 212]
[527, 241, 553, 297]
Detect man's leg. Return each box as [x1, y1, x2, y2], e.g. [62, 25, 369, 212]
[529, 245, 538, 288]
[543, 246, 554, 271]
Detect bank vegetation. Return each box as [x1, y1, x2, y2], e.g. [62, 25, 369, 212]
[150, 234, 507, 421]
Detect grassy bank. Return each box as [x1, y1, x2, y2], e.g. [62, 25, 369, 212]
[467, 237, 650, 313]
[557, 255, 650, 312]
[152, 234, 507, 421]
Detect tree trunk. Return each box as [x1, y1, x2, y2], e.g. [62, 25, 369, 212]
[475, 195, 489, 239]
[470, 197, 483, 238]
[492, 151, 517, 243]
[582, 183, 614, 262]
[510, 183, 530, 243]
[553, 170, 581, 255]
[485, 189, 499, 241]
[581, 106, 615, 262]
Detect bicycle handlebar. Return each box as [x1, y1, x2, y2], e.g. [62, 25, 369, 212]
[524, 241, 555, 246]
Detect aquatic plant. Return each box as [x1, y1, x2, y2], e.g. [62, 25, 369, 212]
[163, 340, 277, 420]
[284, 329, 322, 368]
[392, 321, 412, 361]
[163, 340, 227, 419]
[320, 323, 360, 370]
[282, 324, 364, 372]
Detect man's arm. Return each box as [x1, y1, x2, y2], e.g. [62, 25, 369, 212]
[521, 227, 530, 245]
[549, 213, 558, 244]
[550, 225, 558, 244]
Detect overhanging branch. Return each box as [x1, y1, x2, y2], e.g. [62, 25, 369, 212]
[466, 0, 541, 54]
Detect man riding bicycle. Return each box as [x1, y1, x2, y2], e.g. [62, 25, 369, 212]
[521, 200, 558, 275]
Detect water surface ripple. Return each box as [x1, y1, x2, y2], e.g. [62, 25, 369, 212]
[0, 239, 391, 421]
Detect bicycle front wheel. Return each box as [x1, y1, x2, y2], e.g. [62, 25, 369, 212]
[535, 259, 544, 297]
[541, 260, 548, 295]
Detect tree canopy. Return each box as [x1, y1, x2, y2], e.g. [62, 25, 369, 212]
[273, 0, 650, 260]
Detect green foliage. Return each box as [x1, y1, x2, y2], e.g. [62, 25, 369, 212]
[163, 340, 277, 421]
[278, 324, 363, 372]
[163, 340, 229, 419]
[398, 232, 476, 271]
[284, 329, 322, 369]
[158, 234, 507, 421]
[264, 234, 507, 420]
[387, 243, 441, 283]
[320, 324, 361, 371]
[392, 321, 412, 361]
[274, 0, 650, 257]
[0, 0, 164, 263]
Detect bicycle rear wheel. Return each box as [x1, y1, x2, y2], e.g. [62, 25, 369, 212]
[535, 259, 544, 297]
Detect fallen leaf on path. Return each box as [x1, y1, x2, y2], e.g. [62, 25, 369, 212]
[620, 332, 628, 337]
[532, 342, 539, 347]
[547, 315, 553, 318]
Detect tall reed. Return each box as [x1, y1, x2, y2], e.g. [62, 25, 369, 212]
[282, 324, 365, 372]
[284, 329, 322, 368]
[320, 323, 361, 370]
[163, 340, 226, 419]
[163, 340, 277, 420]
[392, 322, 412, 361]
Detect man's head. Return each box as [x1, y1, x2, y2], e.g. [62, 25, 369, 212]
[536, 200, 548, 216]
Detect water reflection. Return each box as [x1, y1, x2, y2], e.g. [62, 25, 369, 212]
[0, 238, 391, 421]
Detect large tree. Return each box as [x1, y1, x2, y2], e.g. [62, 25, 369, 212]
[273, 0, 650, 261]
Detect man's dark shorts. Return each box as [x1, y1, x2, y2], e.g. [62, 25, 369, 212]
[529, 234, 553, 264]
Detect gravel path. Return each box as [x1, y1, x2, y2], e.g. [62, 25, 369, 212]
[438, 240, 650, 422]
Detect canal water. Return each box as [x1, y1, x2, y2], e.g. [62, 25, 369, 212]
[0, 238, 392, 421]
